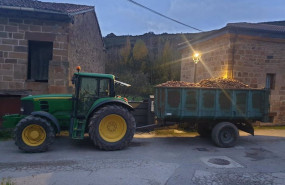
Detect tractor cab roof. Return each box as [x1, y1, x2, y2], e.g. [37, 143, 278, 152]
[74, 72, 115, 79]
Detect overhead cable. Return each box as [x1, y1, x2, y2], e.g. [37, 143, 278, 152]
[126, 0, 203, 32]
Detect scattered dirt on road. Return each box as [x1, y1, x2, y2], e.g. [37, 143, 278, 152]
[0, 160, 77, 170]
[192, 171, 275, 185]
[245, 148, 276, 161]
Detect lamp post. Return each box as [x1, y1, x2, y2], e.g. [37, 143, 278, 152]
[192, 52, 201, 83]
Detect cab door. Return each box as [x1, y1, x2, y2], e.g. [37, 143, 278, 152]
[77, 77, 99, 117]
[70, 76, 99, 138]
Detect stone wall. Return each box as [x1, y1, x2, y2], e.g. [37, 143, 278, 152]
[48, 61, 71, 94]
[68, 11, 105, 84]
[0, 16, 69, 95]
[180, 33, 285, 124]
[180, 34, 231, 82]
[232, 35, 285, 124]
[0, 11, 106, 95]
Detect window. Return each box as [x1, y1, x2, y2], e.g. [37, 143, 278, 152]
[28, 41, 53, 82]
[79, 77, 98, 98]
[99, 79, 110, 97]
[77, 77, 111, 115]
[266, 74, 276, 90]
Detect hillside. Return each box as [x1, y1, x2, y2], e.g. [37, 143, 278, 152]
[103, 31, 211, 98]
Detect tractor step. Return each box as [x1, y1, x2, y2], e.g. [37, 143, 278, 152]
[71, 119, 86, 139]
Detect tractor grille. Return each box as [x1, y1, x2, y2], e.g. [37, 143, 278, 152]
[39, 101, 49, 112]
[22, 100, 34, 115]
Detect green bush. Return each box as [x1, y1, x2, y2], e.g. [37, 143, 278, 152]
[1, 178, 15, 185]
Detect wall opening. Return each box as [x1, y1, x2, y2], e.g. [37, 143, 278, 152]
[28, 41, 53, 82]
[266, 73, 276, 90]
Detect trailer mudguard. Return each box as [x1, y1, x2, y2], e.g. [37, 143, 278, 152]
[31, 111, 60, 133]
[236, 122, 254, 136]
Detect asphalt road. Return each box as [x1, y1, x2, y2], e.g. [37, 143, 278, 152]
[0, 129, 285, 185]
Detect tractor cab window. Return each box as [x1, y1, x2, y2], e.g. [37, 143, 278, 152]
[77, 77, 111, 116]
[78, 77, 98, 115]
[99, 79, 110, 97]
[80, 77, 98, 97]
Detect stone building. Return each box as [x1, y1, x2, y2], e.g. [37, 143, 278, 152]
[179, 22, 285, 124]
[0, 0, 106, 123]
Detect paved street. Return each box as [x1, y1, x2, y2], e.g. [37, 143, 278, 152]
[0, 129, 285, 185]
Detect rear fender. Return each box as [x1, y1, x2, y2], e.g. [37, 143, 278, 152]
[31, 111, 60, 133]
[87, 99, 133, 120]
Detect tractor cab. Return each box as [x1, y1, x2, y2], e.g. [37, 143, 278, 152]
[72, 72, 115, 117]
[70, 70, 116, 139]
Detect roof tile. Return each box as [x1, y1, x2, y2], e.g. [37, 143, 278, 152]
[0, 0, 94, 14]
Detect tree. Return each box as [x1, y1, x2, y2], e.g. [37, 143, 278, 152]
[120, 37, 131, 64]
[104, 34, 182, 98]
[162, 41, 173, 80]
[105, 33, 116, 38]
[133, 39, 148, 61]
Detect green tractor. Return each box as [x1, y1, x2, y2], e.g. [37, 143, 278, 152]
[2, 68, 136, 152]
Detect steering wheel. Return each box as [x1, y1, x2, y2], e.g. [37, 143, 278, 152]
[83, 88, 92, 96]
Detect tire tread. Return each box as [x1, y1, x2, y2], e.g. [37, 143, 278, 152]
[88, 105, 135, 151]
[14, 116, 55, 153]
[211, 122, 239, 148]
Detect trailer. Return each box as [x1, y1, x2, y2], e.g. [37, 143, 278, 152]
[152, 86, 270, 147]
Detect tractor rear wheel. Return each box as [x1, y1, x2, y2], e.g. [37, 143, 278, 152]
[14, 116, 55, 152]
[89, 105, 136, 150]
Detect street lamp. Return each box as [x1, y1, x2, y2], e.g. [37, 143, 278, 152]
[192, 52, 201, 83]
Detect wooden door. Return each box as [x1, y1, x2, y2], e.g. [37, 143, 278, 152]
[0, 96, 21, 127]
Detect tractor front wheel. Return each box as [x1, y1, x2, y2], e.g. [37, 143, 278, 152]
[14, 116, 55, 152]
[89, 105, 136, 150]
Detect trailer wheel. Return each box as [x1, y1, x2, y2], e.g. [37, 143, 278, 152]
[89, 105, 136, 150]
[14, 116, 55, 152]
[211, 122, 239, 148]
[197, 124, 211, 137]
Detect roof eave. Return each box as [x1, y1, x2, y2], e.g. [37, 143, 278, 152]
[0, 5, 68, 15]
[178, 25, 285, 51]
[178, 27, 229, 50]
[68, 8, 94, 16]
[0, 5, 94, 17]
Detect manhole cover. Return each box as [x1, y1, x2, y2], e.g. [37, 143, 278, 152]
[208, 158, 230, 165]
[201, 156, 243, 168]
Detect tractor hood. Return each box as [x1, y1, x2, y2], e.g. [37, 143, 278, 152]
[22, 94, 72, 101]
[20, 94, 73, 117]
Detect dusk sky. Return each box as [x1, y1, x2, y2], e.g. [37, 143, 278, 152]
[42, 0, 285, 36]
